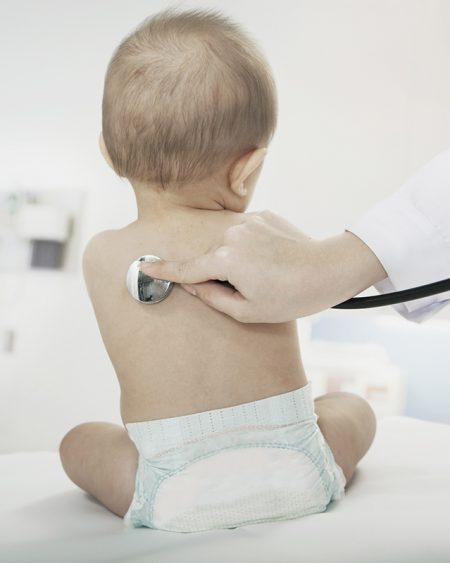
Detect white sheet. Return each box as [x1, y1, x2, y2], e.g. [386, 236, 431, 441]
[1, 416, 450, 563]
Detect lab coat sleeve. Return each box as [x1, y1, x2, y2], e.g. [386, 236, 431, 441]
[347, 147, 450, 322]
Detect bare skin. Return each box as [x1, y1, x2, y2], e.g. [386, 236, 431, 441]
[79, 210, 309, 424]
[140, 212, 387, 323]
[59, 144, 377, 519]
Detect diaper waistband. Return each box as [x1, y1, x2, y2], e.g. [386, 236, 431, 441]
[125, 383, 316, 456]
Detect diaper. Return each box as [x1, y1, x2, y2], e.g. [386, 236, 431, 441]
[124, 382, 346, 533]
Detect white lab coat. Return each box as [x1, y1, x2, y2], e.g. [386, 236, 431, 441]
[348, 148, 450, 322]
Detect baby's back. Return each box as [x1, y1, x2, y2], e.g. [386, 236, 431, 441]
[83, 209, 306, 424]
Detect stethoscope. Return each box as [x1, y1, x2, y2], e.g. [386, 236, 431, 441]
[126, 255, 450, 309]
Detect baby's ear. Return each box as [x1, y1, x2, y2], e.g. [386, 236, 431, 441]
[99, 132, 114, 170]
[229, 148, 267, 196]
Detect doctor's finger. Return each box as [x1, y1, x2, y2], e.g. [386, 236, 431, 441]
[139, 248, 229, 284]
[183, 280, 250, 322]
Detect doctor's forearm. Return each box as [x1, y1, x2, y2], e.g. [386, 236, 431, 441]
[318, 231, 388, 306]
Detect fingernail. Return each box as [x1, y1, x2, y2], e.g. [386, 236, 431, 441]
[140, 264, 156, 273]
[182, 284, 197, 296]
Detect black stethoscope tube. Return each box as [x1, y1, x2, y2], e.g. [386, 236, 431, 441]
[333, 278, 450, 309]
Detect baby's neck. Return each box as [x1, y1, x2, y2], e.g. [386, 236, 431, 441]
[131, 178, 230, 223]
[135, 204, 232, 232]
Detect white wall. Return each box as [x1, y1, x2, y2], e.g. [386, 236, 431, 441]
[1, 0, 449, 452]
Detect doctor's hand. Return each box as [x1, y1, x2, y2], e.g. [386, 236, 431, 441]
[140, 210, 387, 323]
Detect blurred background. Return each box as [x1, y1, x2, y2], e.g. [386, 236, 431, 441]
[0, 0, 449, 453]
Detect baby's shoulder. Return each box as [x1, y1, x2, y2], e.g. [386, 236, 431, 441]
[82, 228, 129, 296]
[83, 229, 119, 271]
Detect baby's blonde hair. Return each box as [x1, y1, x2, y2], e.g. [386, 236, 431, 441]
[102, 8, 277, 188]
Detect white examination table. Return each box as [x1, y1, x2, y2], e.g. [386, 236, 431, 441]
[1, 416, 450, 563]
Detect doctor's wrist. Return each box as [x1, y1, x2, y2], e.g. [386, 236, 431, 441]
[318, 231, 387, 308]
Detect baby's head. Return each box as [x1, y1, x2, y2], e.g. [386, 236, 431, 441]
[100, 8, 277, 211]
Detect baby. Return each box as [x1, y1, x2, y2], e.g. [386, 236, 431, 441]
[59, 8, 376, 533]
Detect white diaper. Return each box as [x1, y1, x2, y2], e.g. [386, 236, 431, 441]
[124, 383, 346, 533]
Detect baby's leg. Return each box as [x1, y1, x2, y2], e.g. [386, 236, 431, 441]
[59, 422, 138, 517]
[314, 392, 377, 484]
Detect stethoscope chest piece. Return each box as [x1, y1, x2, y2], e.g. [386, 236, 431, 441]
[126, 255, 174, 304]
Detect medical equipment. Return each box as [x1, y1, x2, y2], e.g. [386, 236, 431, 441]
[126, 255, 173, 304]
[333, 278, 450, 309]
[127, 255, 450, 309]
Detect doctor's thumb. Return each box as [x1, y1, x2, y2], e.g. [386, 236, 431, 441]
[181, 280, 249, 322]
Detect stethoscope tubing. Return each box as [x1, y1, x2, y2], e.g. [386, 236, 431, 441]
[333, 278, 450, 309]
